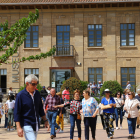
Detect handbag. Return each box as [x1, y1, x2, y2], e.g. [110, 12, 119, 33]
[77, 114, 81, 120]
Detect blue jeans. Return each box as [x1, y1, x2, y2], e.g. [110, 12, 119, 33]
[4, 115, 8, 128]
[70, 115, 81, 139]
[127, 117, 137, 134]
[47, 111, 58, 136]
[115, 108, 123, 127]
[23, 126, 37, 140]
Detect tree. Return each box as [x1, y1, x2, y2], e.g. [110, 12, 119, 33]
[100, 80, 124, 96]
[0, 9, 55, 64]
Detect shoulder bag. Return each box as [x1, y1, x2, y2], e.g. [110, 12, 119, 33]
[116, 99, 123, 110]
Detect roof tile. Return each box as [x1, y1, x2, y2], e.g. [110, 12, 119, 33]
[0, 0, 139, 4]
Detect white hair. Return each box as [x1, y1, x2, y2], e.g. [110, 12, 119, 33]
[25, 74, 38, 84]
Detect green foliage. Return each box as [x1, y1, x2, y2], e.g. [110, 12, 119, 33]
[18, 84, 43, 93]
[100, 80, 123, 96]
[0, 9, 56, 64]
[60, 78, 88, 97]
[60, 77, 82, 97]
[80, 80, 88, 92]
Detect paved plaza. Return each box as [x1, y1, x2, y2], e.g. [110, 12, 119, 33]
[0, 117, 140, 140]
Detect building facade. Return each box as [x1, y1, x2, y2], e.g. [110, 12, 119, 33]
[0, 0, 139, 92]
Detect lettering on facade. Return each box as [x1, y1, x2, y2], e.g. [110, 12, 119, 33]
[12, 52, 19, 83]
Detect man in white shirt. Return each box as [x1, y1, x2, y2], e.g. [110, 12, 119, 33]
[126, 81, 131, 90]
[98, 81, 103, 94]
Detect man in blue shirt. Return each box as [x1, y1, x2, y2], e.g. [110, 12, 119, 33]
[14, 74, 48, 140]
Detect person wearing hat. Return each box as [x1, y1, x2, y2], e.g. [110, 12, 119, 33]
[135, 89, 140, 128]
[101, 89, 116, 139]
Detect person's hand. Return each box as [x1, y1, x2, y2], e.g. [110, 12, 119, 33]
[109, 103, 114, 107]
[53, 106, 57, 108]
[59, 113, 62, 118]
[17, 127, 24, 137]
[92, 113, 96, 118]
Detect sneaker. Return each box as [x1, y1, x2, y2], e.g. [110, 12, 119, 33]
[120, 124, 122, 129]
[59, 130, 63, 133]
[56, 128, 60, 133]
[116, 127, 119, 130]
[110, 136, 113, 139]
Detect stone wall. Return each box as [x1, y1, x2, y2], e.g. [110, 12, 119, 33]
[0, 7, 139, 91]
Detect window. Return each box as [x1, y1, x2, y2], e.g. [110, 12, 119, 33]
[0, 27, 6, 48]
[56, 25, 70, 55]
[56, 25, 70, 46]
[0, 69, 7, 75]
[88, 25, 102, 47]
[88, 68, 103, 84]
[120, 24, 135, 46]
[24, 69, 39, 79]
[25, 26, 39, 48]
[0, 69, 7, 93]
[121, 67, 136, 90]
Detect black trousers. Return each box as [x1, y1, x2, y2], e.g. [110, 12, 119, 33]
[84, 116, 97, 140]
[100, 115, 105, 128]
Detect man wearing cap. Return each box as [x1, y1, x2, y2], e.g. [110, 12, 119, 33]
[135, 89, 140, 128]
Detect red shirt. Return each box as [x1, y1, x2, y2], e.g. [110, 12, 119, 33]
[62, 90, 70, 100]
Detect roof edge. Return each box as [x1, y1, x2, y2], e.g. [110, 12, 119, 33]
[0, 1, 139, 5]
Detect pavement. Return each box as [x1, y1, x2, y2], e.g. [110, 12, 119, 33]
[0, 116, 140, 140]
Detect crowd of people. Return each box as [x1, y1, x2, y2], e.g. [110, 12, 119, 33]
[0, 75, 140, 140]
[88, 81, 103, 95]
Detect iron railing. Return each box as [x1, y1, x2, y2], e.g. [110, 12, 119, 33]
[53, 45, 74, 57]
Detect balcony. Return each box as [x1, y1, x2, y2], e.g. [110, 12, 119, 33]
[53, 45, 74, 57]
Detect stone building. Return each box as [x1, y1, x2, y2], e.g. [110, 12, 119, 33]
[0, 0, 139, 93]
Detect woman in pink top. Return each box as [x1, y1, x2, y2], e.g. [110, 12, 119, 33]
[62, 87, 70, 100]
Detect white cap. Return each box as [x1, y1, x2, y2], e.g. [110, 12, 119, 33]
[104, 89, 110, 92]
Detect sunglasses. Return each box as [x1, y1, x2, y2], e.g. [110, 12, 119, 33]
[117, 94, 120, 95]
[29, 82, 38, 86]
[128, 94, 131, 95]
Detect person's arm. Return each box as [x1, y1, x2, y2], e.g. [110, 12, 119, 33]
[43, 96, 48, 114]
[122, 99, 124, 105]
[14, 94, 23, 137]
[16, 122, 24, 137]
[53, 104, 64, 108]
[92, 98, 99, 117]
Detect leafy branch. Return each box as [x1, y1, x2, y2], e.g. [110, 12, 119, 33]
[0, 9, 55, 64]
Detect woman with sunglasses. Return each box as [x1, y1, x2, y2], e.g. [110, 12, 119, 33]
[101, 89, 116, 139]
[124, 91, 140, 139]
[54, 89, 82, 140]
[114, 92, 124, 130]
